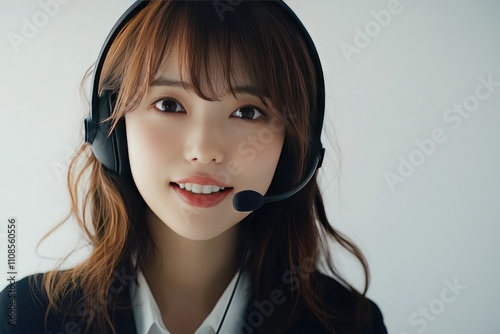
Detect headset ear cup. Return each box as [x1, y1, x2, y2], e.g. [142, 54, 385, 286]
[90, 91, 115, 173]
[90, 91, 131, 178]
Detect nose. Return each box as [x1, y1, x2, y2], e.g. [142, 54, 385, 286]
[184, 116, 225, 164]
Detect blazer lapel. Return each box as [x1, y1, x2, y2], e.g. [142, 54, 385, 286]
[109, 281, 138, 334]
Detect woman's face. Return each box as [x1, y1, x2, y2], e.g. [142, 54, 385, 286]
[125, 46, 286, 241]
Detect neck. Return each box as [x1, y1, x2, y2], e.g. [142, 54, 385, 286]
[142, 208, 241, 311]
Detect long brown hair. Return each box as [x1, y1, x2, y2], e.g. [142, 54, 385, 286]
[39, 1, 371, 333]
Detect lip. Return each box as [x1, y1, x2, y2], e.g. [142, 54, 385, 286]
[170, 182, 233, 208]
[172, 175, 232, 188]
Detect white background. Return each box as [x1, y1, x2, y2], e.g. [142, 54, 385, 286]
[1, 1, 499, 333]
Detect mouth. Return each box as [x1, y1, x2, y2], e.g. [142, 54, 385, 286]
[170, 182, 233, 196]
[169, 182, 234, 208]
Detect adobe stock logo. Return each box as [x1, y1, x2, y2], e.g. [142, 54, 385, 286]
[399, 278, 466, 334]
[384, 73, 499, 192]
[212, 0, 243, 21]
[339, 0, 404, 63]
[241, 257, 316, 333]
[7, 0, 72, 53]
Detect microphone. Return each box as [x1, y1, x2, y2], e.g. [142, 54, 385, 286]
[232, 148, 325, 212]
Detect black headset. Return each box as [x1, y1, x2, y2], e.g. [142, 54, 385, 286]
[83, 0, 326, 193]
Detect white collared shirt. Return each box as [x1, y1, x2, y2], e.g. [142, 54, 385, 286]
[129, 269, 250, 334]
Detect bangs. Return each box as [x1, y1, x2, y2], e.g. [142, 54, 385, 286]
[153, 1, 287, 119]
[173, 3, 266, 102]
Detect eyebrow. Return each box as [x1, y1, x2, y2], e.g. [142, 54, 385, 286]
[151, 76, 266, 98]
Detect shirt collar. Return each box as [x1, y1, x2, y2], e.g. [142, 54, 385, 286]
[129, 268, 250, 334]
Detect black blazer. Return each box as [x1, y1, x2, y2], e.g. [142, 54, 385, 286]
[0, 271, 387, 334]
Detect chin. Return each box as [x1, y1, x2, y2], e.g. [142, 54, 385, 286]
[170, 222, 236, 242]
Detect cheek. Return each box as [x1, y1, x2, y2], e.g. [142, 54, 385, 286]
[237, 128, 285, 190]
[125, 117, 178, 175]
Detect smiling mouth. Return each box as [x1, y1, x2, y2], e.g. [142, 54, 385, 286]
[170, 182, 233, 196]
[169, 182, 233, 208]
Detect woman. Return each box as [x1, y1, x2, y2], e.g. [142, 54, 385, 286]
[0, 1, 387, 333]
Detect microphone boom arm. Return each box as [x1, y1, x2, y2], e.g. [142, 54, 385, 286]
[264, 151, 323, 204]
[232, 147, 325, 212]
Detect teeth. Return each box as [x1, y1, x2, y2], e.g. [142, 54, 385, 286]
[176, 183, 225, 194]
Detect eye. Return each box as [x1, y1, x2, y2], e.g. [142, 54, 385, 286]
[232, 105, 265, 121]
[153, 97, 185, 113]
